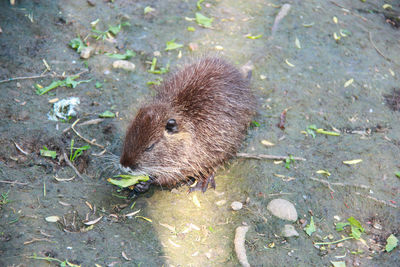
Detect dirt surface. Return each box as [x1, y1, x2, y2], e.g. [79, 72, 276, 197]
[1, 0, 399, 266]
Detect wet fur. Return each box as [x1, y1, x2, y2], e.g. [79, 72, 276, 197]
[120, 57, 255, 187]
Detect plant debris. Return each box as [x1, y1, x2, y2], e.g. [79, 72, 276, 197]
[107, 174, 150, 188]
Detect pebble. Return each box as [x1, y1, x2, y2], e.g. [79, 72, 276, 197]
[231, 201, 243, 211]
[281, 224, 299, 237]
[112, 60, 136, 71]
[267, 198, 298, 222]
[80, 46, 94, 59]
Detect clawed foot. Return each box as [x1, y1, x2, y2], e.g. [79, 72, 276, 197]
[188, 173, 216, 193]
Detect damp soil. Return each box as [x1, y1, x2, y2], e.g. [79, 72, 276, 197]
[0, 0, 399, 266]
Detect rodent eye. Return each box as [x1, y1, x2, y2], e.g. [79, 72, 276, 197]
[145, 143, 155, 152]
[166, 119, 179, 133]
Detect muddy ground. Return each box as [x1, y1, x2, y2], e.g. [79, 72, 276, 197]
[0, 0, 399, 266]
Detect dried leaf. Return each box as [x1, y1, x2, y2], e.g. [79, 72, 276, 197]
[84, 216, 103, 225]
[295, 37, 301, 49]
[344, 78, 354, 88]
[316, 170, 331, 176]
[333, 16, 338, 24]
[343, 159, 362, 165]
[261, 140, 275, 146]
[125, 209, 141, 217]
[45, 216, 60, 222]
[386, 234, 398, 252]
[285, 59, 295, 67]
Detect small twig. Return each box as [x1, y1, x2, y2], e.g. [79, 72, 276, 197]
[71, 119, 104, 148]
[62, 118, 104, 133]
[314, 236, 354, 246]
[354, 192, 397, 209]
[0, 180, 28, 185]
[310, 177, 370, 192]
[24, 238, 54, 245]
[62, 152, 83, 179]
[237, 153, 306, 161]
[0, 69, 88, 84]
[330, 1, 368, 22]
[369, 32, 392, 63]
[14, 142, 29, 155]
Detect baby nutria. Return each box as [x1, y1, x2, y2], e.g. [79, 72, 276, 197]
[120, 57, 255, 193]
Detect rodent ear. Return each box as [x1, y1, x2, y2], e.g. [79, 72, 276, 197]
[166, 119, 179, 133]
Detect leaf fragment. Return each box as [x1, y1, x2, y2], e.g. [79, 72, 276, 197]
[107, 175, 150, 188]
[331, 261, 346, 267]
[195, 12, 213, 28]
[135, 216, 152, 222]
[305, 216, 316, 236]
[344, 78, 354, 88]
[343, 159, 362, 165]
[45, 216, 60, 222]
[144, 6, 155, 14]
[99, 110, 115, 118]
[333, 16, 338, 24]
[316, 170, 331, 176]
[165, 39, 183, 51]
[84, 216, 103, 225]
[261, 140, 275, 147]
[295, 37, 301, 49]
[382, 4, 392, 10]
[246, 34, 262, 40]
[385, 234, 398, 252]
[285, 59, 295, 67]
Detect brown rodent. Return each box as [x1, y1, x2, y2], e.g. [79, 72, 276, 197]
[120, 57, 255, 193]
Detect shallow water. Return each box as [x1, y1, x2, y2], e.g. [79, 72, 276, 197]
[0, 0, 399, 266]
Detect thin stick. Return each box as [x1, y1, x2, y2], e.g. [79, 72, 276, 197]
[71, 119, 104, 148]
[24, 238, 54, 245]
[330, 1, 368, 22]
[63, 151, 83, 179]
[0, 69, 88, 84]
[369, 32, 392, 63]
[354, 192, 397, 209]
[237, 153, 306, 161]
[14, 142, 29, 155]
[0, 180, 28, 185]
[310, 177, 370, 191]
[62, 118, 104, 133]
[310, 177, 335, 192]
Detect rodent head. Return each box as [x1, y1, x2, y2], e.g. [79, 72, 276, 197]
[120, 102, 193, 185]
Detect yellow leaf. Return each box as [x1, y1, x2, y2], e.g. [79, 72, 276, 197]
[295, 37, 301, 49]
[382, 4, 392, 10]
[192, 195, 201, 208]
[316, 170, 331, 176]
[343, 159, 363, 165]
[285, 59, 295, 67]
[333, 32, 341, 41]
[333, 16, 338, 24]
[261, 140, 275, 146]
[344, 78, 354, 88]
[45, 216, 60, 222]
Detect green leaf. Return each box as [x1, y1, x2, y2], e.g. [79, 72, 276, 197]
[69, 37, 86, 53]
[187, 26, 196, 32]
[144, 6, 155, 14]
[195, 12, 213, 28]
[247, 34, 262, 40]
[347, 217, 364, 232]
[251, 120, 260, 127]
[108, 175, 150, 188]
[105, 49, 136, 60]
[331, 261, 346, 267]
[40, 149, 57, 159]
[165, 39, 183, 51]
[197, 0, 205, 10]
[305, 216, 316, 236]
[99, 110, 115, 118]
[335, 222, 350, 232]
[35, 80, 65, 95]
[95, 81, 103, 88]
[64, 76, 92, 88]
[395, 171, 400, 178]
[386, 234, 398, 252]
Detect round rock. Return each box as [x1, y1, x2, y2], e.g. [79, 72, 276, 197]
[267, 198, 298, 222]
[282, 224, 299, 237]
[231, 201, 243, 211]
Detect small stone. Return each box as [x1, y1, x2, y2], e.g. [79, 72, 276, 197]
[281, 224, 299, 237]
[231, 201, 243, 211]
[113, 60, 136, 71]
[267, 198, 298, 222]
[80, 46, 94, 59]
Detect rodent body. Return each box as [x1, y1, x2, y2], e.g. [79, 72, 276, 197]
[120, 57, 255, 192]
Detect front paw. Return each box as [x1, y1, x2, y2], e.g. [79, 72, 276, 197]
[133, 180, 152, 193]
